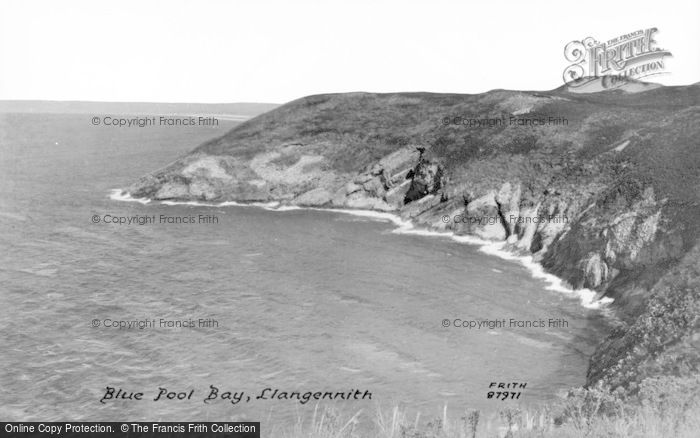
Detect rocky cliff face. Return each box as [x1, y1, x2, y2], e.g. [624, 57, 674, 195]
[126, 84, 700, 392]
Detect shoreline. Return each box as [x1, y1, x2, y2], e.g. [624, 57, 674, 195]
[109, 189, 614, 311]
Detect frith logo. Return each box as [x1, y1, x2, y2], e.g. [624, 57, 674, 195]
[563, 28, 672, 88]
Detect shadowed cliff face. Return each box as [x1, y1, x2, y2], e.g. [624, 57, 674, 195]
[126, 84, 700, 390]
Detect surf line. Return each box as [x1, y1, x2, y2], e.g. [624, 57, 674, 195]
[109, 189, 613, 310]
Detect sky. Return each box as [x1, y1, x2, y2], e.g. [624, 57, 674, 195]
[1, 0, 698, 103]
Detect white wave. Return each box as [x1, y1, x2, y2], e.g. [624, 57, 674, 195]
[227, 200, 281, 209]
[312, 207, 411, 228]
[478, 241, 613, 309]
[148, 198, 281, 209]
[269, 205, 302, 212]
[108, 189, 150, 204]
[109, 189, 613, 309]
[161, 200, 211, 206]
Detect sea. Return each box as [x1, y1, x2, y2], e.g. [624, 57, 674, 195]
[0, 112, 611, 429]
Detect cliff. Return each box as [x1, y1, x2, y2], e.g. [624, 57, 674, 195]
[126, 81, 700, 392]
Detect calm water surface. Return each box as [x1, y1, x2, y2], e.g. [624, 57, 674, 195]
[0, 114, 609, 426]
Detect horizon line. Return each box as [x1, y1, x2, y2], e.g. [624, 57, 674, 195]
[1, 78, 699, 105]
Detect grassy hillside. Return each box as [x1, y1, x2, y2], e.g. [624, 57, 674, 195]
[194, 86, 699, 198]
